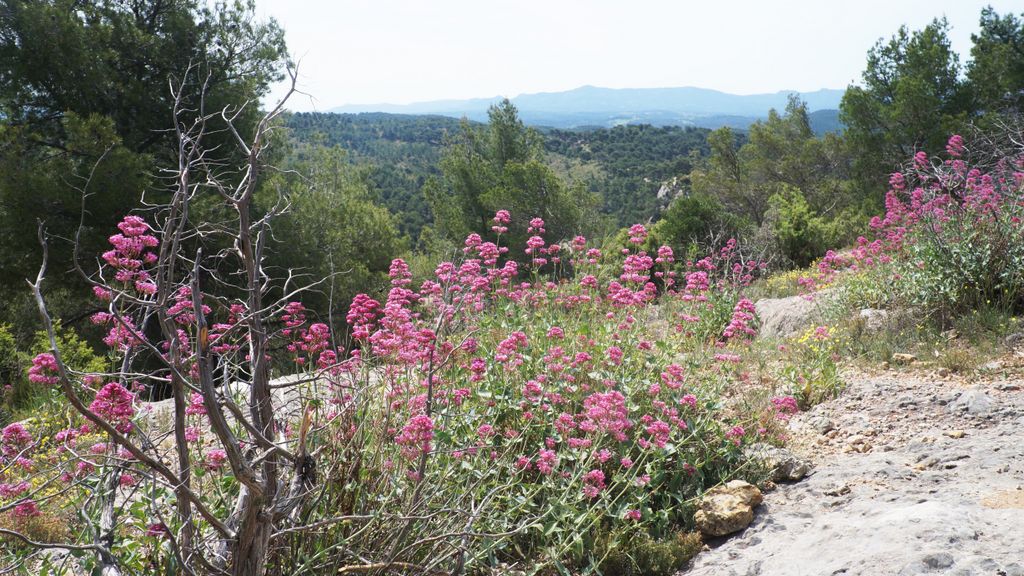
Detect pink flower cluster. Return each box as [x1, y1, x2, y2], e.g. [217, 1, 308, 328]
[101, 215, 159, 294]
[28, 352, 59, 385]
[348, 293, 381, 340]
[2, 422, 33, 458]
[185, 392, 206, 416]
[209, 303, 246, 355]
[579, 391, 632, 441]
[492, 210, 511, 234]
[395, 415, 435, 460]
[627, 224, 648, 245]
[205, 449, 228, 471]
[722, 298, 757, 341]
[725, 425, 745, 446]
[771, 396, 800, 421]
[582, 469, 606, 498]
[167, 286, 210, 326]
[101, 317, 141, 351]
[89, 382, 136, 433]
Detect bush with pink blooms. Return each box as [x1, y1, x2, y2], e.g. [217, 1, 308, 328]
[809, 134, 1024, 322]
[0, 321, 106, 419]
[0, 210, 789, 575]
[285, 213, 788, 573]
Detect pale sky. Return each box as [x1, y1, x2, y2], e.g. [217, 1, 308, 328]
[256, 0, 1022, 112]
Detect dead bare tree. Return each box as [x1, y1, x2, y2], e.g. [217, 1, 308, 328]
[22, 65, 320, 576]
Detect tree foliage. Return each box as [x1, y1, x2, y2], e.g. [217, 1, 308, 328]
[683, 97, 860, 264]
[284, 112, 464, 238]
[840, 18, 972, 189]
[766, 186, 841, 268]
[969, 7, 1024, 116]
[260, 145, 404, 331]
[0, 0, 287, 327]
[651, 192, 743, 251]
[425, 99, 603, 251]
[543, 124, 709, 226]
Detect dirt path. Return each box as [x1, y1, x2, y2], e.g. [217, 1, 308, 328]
[684, 358, 1024, 576]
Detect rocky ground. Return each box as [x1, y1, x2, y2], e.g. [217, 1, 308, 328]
[685, 356, 1024, 576]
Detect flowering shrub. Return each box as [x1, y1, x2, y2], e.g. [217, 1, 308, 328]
[887, 144, 1024, 315]
[283, 214, 782, 573]
[2, 201, 787, 574]
[811, 135, 1024, 318]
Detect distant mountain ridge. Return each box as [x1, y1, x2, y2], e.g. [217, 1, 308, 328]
[329, 85, 845, 132]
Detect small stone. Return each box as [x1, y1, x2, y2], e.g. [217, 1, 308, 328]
[744, 443, 812, 482]
[860, 308, 891, 332]
[845, 435, 873, 453]
[898, 552, 957, 575]
[823, 483, 851, 496]
[807, 414, 836, 434]
[892, 353, 917, 365]
[1004, 331, 1024, 350]
[937, 367, 950, 378]
[941, 328, 959, 340]
[944, 429, 966, 439]
[914, 456, 939, 471]
[981, 359, 1004, 371]
[755, 295, 821, 339]
[997, 382, 1021, 392]
[948, 388, 996, 416]
[694, 480, 763, 537]
[39, 548, 71, 564]
[922, 552, 954, 569]
[882, 361, 891, 370]
[1001, 563, 1024, 576]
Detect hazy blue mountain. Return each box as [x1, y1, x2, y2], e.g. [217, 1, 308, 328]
[329, 85, 845, 131]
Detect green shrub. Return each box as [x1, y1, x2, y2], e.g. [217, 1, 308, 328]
[0, 324, 19, 423]
[653, 192, 749, 249]
[766, 186, 840, 268]
[598, 531, 702, 576]
[4, 322, 108, 415]
[779, 324, 844, 408]
[30, 321, 106, 374]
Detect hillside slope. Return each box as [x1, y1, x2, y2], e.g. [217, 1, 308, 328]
[285, 113, 713, 237]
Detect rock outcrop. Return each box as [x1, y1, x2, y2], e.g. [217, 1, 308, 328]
[687, 361, 1024, 576]
[754, 294, 821, 339]
[744, 443, 812, 482]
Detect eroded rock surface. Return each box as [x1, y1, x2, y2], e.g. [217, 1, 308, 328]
[754, 294, 824, 339]
[744, 443, 812, 482]
[684, 361, 1024, 576]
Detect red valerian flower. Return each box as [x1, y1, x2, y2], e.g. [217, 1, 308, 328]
[89, 382, 136, 433]
[28, 352, 59, 385]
